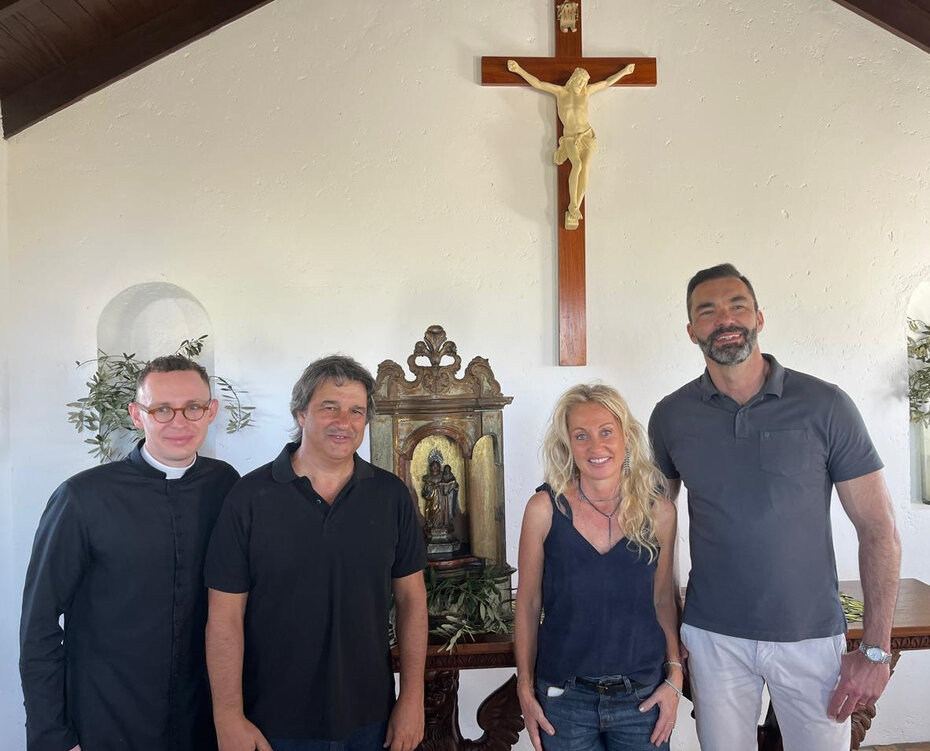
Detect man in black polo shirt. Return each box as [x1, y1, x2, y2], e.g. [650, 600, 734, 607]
[648, 263, 901, 751]
[205, 355, 427, 751]
[20, 355, 240, 751]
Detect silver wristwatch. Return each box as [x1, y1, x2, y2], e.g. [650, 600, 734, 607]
[858, 643, 892, 664]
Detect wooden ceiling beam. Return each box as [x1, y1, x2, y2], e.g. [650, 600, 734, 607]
[1, 0, 274, 138]
[0, 0, 37, 24]
[830, 0, 930, 54]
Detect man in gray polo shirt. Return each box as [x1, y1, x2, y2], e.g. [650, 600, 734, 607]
[648, 263, 901, 750]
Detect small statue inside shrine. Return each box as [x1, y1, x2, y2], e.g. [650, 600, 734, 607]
[439, 465, 459, 517]
[421, 455, 462, 555]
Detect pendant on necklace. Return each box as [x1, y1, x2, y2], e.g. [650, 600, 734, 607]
[577, 479, 622, 545]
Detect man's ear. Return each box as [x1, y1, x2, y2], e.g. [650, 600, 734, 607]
[128, 402, 145, 431]
[205, 398, 220, 424]
[686, 322, 698, 345]
[756, 308, 765, 333]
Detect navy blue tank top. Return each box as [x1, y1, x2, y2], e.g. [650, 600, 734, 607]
[535, 484, 666, 685]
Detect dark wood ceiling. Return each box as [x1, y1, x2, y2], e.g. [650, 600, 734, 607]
[0, 0, 273, 138]
[831, 0, 930, 54]
[0, 1, 926, 139]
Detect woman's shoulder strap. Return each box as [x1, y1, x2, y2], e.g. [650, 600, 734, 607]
[535, 482, 571, 519]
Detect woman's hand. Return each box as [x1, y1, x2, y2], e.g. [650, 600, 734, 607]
[517, 681, 555, 751]
[637, 680, 681, 747]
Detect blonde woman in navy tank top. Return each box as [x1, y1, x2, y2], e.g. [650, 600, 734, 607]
[514, 384, 683, 751]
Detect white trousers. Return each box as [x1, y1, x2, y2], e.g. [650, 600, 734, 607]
[681, 623, 851, 751]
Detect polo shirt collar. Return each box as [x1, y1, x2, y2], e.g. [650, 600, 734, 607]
[270, 442, 374, 485]
[698, 371, 718, 402]
[760, 354, 785, 397]
[698, 353, 785, 402]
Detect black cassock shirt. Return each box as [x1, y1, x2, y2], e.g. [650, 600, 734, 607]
[20, 444, 239, 751]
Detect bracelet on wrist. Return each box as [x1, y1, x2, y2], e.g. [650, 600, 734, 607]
[663, 678, 683, 698]
[664, 660, 683, 670]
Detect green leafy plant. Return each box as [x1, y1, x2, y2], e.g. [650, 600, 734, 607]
[67, 335, 255, 463]
[424, 563, 515, 651]
[388, 563, 515, 652]
[908, 318, 930, 426]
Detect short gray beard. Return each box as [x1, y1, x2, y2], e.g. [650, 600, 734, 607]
[697, 325, 758, 366]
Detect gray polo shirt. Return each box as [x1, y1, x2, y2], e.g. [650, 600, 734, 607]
[648, 354, 883, 642]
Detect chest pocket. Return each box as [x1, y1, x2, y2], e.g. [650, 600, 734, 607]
[759, 429, 812, 476]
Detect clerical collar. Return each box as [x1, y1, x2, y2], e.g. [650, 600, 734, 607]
[141, 444, 195, 480]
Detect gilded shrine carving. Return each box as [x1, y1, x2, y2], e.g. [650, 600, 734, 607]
[375, 327, 521, 751]
[371, 325, 513, 566]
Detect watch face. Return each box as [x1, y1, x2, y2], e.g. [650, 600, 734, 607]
[863, 645, 891, 663]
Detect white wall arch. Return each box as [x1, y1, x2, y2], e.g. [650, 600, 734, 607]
[97, 282, 217, 456]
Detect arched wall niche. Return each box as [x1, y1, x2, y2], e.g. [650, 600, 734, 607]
[907, 278, 930, 506]
[97, 282, 216, 457]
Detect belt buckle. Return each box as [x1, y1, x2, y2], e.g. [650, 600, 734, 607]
[595, 680, 619, 696]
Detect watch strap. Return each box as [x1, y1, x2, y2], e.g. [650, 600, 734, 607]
[858, 643, 892, 664]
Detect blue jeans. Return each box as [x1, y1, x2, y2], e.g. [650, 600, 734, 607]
[535, 676, 669, 751]
[269, 722, 387, 751]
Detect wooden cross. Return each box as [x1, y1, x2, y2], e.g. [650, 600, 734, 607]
[481, 1, 656, 366]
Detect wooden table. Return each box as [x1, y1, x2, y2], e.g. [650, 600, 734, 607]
[842, 578, 930, 652]
[400, 579, 930, 751]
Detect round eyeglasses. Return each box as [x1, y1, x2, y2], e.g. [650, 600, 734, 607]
[135, 402, 210, 423]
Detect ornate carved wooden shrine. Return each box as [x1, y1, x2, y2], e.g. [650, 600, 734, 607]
[371, 325, 513, 567]
[374, 326, 522, 750]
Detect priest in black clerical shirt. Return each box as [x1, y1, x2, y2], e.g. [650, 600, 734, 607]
[19, 355, 240, 751]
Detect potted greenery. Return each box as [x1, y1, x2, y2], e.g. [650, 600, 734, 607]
[67, 335, 254, 463]
[425, 563, 515, 650]
[389, 562, 515, 652]
[908, 318, 930, 503]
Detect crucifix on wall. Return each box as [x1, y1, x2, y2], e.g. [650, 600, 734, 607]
[481, 0, 656, 366]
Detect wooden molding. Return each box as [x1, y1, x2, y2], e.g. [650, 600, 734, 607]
[1, 0, 275, 138]
[830, 0, 930, 54]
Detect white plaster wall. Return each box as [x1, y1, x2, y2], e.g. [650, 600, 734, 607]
[0, 120, 19, 740]
[3, 0, 930, 747]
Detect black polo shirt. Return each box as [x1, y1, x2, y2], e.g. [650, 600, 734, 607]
[648, 354, 883, 642]
[204, 444, 426, 741]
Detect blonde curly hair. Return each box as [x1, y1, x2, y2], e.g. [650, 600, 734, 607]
[541, 383, 664, 562]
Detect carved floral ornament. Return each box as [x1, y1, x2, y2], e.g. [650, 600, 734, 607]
[374, 325, 512, 408]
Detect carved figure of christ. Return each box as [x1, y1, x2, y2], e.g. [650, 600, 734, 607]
[507, 60, 636, 230]
[480, 1, 656, 365]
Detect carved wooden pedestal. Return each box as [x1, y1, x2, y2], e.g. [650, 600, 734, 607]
[422, 671, 523, 751]
[395, 635, 523, 751]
